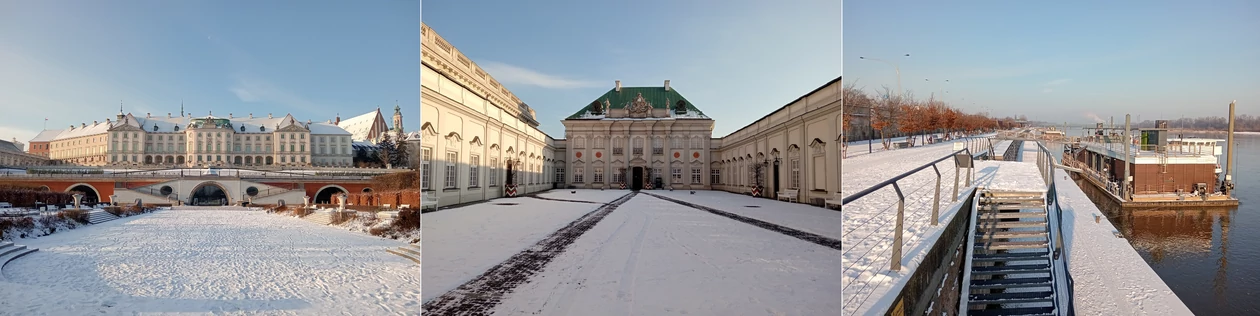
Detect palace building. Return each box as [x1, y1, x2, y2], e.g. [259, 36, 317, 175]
[421, 23, 841, 206]
[32, 110, 356, 167]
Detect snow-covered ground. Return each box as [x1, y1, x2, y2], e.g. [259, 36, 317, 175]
[422, 190, 841, 314]
[0, 208, 419, 315]
[650, 190, 841, 240]
[420, 192, 622, 302]
[1048, 149, 1194, 315]
[840, 137, 1033, 315]
[490, 193, 840, 314]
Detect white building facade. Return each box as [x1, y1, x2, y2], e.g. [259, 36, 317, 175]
[39, 111, 354, 167]
[422, 23, 557, 207]
[421, 23, 842, 207]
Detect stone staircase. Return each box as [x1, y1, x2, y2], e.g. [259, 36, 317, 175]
[303, 210, 333, 225]
[386, 244, 420, 265]
[0, 241, 38, 280]
[86, 210, 122, 224]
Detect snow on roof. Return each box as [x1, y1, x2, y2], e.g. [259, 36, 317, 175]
[55, 120, 117, 140]
[29, 129, 65, 142]
[0, 140, 22, 153]
[337, 110, 384, 141]
[308, 122, 352, 135]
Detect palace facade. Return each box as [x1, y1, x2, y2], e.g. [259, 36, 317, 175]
[33, 111, 355, 167]
[421, 23, 841, 206]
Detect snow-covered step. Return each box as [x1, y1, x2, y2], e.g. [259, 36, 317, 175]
[0, 242, 38, 281]
[386, 247, 420, 265]
[303, 212, 332, 225]
[86, 210, 121, 224]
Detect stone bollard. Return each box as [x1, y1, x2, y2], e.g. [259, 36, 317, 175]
[73, 193, 84, 209]
[338, 193, 347, 211]
[109, 194, 118, 206]
[303, 196, 310, 208]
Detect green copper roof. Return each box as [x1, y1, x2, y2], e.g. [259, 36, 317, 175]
[565, 86, 707, 119]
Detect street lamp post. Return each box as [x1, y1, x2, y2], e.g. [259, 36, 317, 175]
[859, 54, 910, 98]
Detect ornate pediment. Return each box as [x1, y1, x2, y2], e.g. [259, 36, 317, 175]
[469, 136, 484, 147]
[628, 93, 652, 117]
[277, 124, 308, 132]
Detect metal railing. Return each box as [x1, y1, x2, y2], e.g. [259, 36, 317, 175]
[1033, 140, 1076, 315]
[842, 146, 989, 271]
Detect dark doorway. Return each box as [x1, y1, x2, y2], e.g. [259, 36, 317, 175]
[67, 185, 100, 205]
[315, 187, 347, 204]
[506, 161, 516, 186]
[632, 167, 644, 190]
[773, 159, 781, 199]
[190, 184, 228, 206]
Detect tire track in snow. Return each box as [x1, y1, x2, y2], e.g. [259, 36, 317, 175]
[641, 192, 843, 251]
[421, 192, 637, 316]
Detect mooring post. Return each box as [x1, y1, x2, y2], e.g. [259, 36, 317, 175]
[1123, 114, 1131, 200]
[891, 182, 905, 271]
[1225, 100, 1236, 198]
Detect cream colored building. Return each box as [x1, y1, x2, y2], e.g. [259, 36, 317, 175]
[421, 22, 842, 206]
[39, 111, 354, 167]
[561, 80, 715, 190]
[422, 23, 557, 206]
[1, 139, 47, 167]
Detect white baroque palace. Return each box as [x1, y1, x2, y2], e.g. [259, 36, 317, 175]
[421, 23, 841, 206]
[32, 111, 355, 167]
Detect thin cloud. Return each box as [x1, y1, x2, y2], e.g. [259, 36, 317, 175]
[1044, 79, 1072, 86]
[1043, 88, 1054, 94]
[229, 74, 318, 110]
[477, 61, 602, 89]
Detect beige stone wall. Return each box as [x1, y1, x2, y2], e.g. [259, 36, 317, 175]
[560, 118, 715, 190]
[422, 26, 557, 207]
[711, 78, 842, 204]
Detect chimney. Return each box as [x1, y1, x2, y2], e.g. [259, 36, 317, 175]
[106, 118, 111, 123]
[615, 80, 622, 92]
[664, 80, 670, 91]
[249, 113, 253, 119]
[335, 114, 341, 125]
[168, 113, 172, 118]
[147, 113, 151, 118]
[229, 113, 233, 118]
[268, 113, 272, 119]
[81, 123, 86, 128]
[93, 120, 98, 125]
[70, 125, 75, 130]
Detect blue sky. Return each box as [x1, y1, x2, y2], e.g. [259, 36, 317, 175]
[845, 0, 1260, 125]
[0, 0, 419, 143]
[422, 0, 841, 138]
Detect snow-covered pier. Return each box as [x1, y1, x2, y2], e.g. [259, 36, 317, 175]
[842, 136, 1193, 315]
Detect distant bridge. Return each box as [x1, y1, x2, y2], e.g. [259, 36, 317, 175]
[0, 167, 411, 207]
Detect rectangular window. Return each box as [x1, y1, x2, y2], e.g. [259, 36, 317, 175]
[613, 169, 624, 184]
[555, 168, 565, 184]
[672, 138, 683, 149]
[594, 137, 605, 148]
[691, 137, 703, 148]
[790, 158, 801, 189]
[653, 138, 663, 155]
[489, 158, 498, 186]
[576, 138, 586, 149]
[574, 167, 584, 183]
[692, 168, 702, 184]
[672, 168, 682, 183]
[613, 147, 623, 155]
[469, 154, 480, 187]
[593, 168, 604, 183]
[445, 151, 458, 188]
[633, 138, 644, 155]
[711, 169, 721, 184]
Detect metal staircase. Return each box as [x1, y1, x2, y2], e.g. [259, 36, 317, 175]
[962, 189, 1066, 316]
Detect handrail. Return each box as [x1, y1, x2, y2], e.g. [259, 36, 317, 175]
[842, 144, 988, 272]
[1034, 140, 1074, 315]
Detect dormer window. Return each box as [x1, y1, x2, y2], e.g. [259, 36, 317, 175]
[153, 125, 159, 132]
[240, 126, 246, 132]
[260, 126, 266, 132]
[174, 126, 180, 132]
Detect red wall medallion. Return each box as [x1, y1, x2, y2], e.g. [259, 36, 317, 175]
[576, 152, 582, 158]
[595, 152, 602, 158]
[693, 152, 700, 159]
[673, 152, 680, 159]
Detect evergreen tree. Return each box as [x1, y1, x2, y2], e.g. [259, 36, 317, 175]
[377, 133, 396, 167]
[392, 133, 411, 168]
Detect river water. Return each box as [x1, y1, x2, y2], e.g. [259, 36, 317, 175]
[1060, 128, 1258, 315]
